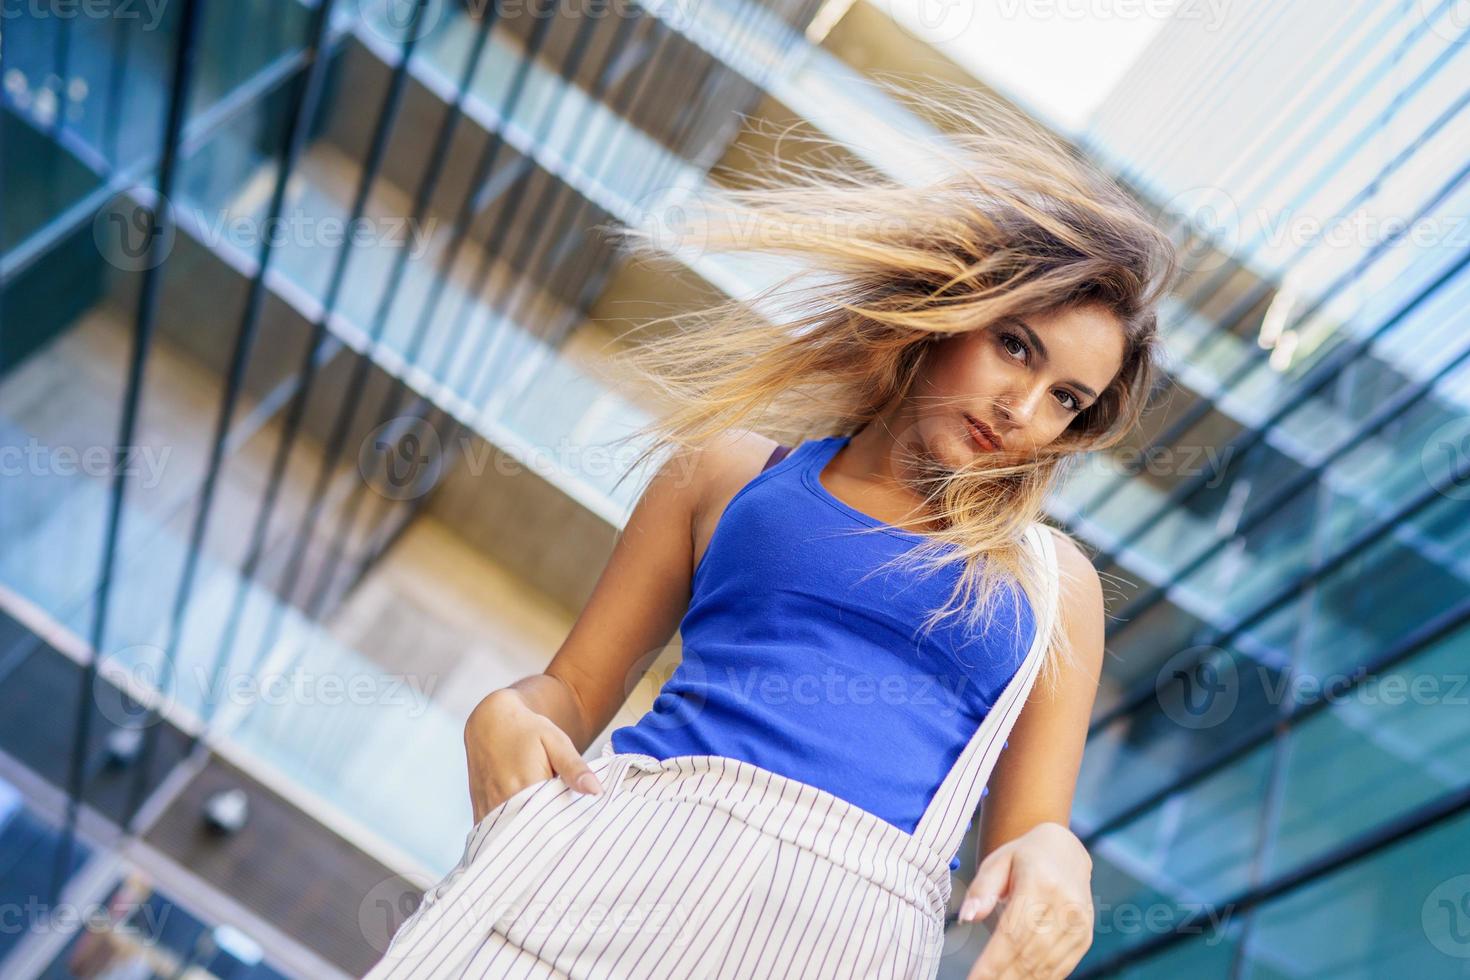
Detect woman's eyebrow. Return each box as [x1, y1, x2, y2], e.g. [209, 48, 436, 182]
[1007, 316, 1100, 401]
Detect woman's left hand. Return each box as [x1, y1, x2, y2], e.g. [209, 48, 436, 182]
[958, 821, 1095, 979]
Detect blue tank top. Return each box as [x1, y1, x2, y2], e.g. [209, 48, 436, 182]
[609, 435, 1037, 871]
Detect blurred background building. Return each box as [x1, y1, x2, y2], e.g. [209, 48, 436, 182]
[0, 0, 1466, 976]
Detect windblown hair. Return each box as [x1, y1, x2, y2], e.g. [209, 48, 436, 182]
[595, 78, 1179, 695]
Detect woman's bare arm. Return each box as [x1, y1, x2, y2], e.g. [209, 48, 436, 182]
[956, 530, 1107, 978]
[978, 529, 1107, 852]
[480, 431, 777, 753]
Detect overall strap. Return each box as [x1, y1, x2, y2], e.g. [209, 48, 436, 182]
[910, 523, 1062, 863]
[762, 444, 794, 472]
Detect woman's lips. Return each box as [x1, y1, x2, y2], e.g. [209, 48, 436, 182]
[964, 413, 1002, 451]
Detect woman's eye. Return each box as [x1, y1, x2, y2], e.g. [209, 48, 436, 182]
[1001, 333, 1027, 360]
[1057, 390, 1080, 411]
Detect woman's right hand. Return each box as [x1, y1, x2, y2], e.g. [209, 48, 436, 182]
[464, 689, 604, 825]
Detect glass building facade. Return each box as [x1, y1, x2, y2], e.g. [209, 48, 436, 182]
[0, 0, 1464, 977]
[1055, 1, 1470, 976]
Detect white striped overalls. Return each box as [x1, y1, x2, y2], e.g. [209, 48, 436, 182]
[365, 524, 1059, 979]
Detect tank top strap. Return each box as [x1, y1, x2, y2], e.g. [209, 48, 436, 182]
[909, 521, 1062, 862]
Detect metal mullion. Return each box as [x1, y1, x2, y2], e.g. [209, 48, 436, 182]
[225, 0, 450, 699]
[1106, 0, 1292, 193]
[1088, 370, 1470, 740]
[647, 2, 763, 180]
[1076, 0, 1428, 387]
[1068, 38, 1470, 528]
[1081, 592, 1470, 847]
[1082, 160, 1470, 581]
[279, 1, 513, 619]
[1106, 309, 1470, 638]
[56, 0, 206, 910]
[1073, 780, 1470, 977]
[347, 2, 646, 551]
[2, 21, 354, 287]
[117, 0, 343, 835]
[188, 0, 433, 739]
[432, 2, 611, 426]
[440, 14, 684, 403]
[103, 1, 135, 169]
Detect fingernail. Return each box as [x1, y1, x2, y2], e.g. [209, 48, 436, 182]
[577, 773, 602, 795]
[958, 897, 978, 922]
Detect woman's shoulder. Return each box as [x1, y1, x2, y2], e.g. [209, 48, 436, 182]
[1036, 524, 1106, 673]
[1030, 525, 1102, 602]
[689, 429, 790, 529]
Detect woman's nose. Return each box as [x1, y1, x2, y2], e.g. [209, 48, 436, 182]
[999, 387, 1044, 427]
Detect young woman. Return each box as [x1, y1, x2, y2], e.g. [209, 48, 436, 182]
[366, 87, 1177, 979]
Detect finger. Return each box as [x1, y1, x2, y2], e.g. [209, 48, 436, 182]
[1050, 933, 1093, 980]
[1021, 885, 1092, 978]
[960, 848, 1015, 923]
[541, 729, 602, 795]
[991, 899, 1042, 980]
[967, 910, 1020, 980]
[997, 880, 1057, 978]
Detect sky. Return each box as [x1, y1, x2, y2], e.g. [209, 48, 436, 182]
[883, 0, 1177, 137]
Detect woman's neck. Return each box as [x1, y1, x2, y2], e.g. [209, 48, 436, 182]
[833, 406, 947, 533]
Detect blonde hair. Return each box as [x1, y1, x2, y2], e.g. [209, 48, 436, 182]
[595, 79, 1179, 695]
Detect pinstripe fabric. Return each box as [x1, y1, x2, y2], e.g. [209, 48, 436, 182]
[364, 524, 1060, 979]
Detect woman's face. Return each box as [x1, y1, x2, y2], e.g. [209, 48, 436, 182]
[910, 303, 1127, 466]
